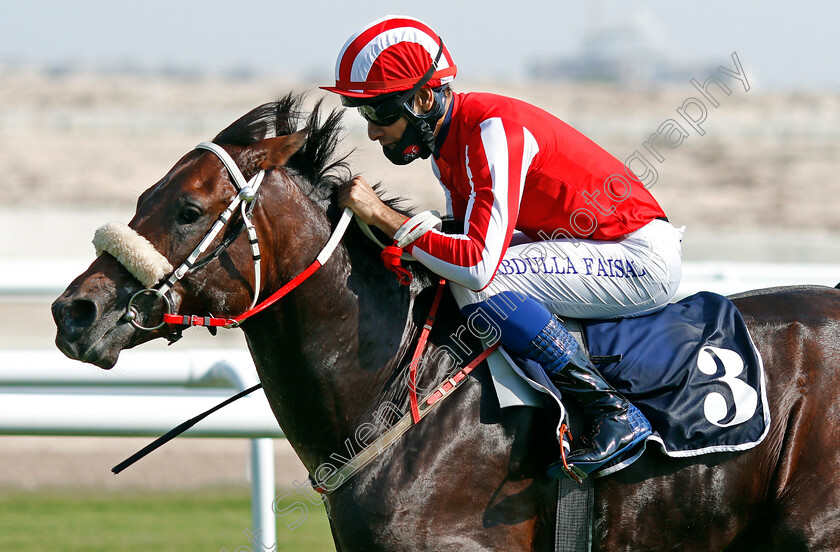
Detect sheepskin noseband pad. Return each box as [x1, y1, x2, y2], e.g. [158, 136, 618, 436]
[93, 222, 174, 288]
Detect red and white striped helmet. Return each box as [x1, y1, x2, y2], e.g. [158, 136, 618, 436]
[321, 15, 457, 99]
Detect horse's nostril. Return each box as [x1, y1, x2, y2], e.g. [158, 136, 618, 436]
[60, 298, 98, 329]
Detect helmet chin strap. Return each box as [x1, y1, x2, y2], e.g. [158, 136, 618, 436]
[403, 87, 447, 154]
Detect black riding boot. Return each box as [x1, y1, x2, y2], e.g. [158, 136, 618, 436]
[552, 347, 651, 467]
[522, 316, 651, 471]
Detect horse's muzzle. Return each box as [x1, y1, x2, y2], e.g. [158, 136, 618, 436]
[52, 293, 124, 369]
[52, 296, 98, 338]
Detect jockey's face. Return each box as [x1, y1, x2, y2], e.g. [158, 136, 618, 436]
[367, 116, 408, 149]
[365, 88, 436, 149]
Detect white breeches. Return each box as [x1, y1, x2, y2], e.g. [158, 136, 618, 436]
[449, 219, 685, 319]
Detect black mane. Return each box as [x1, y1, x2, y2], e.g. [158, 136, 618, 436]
[212, 93, 351, 204]
[212, 93, 414, 217]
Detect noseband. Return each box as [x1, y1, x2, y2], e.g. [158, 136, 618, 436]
[98, 141, 353, 334]
[116, 141, 264, 331]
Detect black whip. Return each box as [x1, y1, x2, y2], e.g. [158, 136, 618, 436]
[112, 383, 263, 474]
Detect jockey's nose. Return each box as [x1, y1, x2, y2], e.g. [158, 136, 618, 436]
[367, 121, 386, 142]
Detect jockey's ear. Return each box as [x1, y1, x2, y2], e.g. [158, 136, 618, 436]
[253, 128, 309, 171]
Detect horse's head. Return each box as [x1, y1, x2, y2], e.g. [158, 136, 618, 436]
[52, 97, 345, 369]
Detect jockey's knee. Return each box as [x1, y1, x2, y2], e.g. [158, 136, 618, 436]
[459, 292, 552, 353]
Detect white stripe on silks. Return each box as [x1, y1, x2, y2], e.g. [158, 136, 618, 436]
[410, 119, 537, 291]
[413, 118, 507, 289]
[463, 145, 476, 236]
[411, 231, 485, 291]
[466, 119, 538, 286]
[520, 127, 539, 205]
[467, 117, 512, 285]
[433, 164, 456, 218]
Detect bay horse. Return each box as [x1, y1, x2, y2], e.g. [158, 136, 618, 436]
[52, 95, 840, 551]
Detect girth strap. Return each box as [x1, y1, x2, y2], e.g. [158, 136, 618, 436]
[556, 475, 594, 552]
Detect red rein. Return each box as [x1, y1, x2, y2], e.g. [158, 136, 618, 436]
[381, 244, 413, 286]
[380, 241, 446, 423]
[163, 236, 444, 427]
[161, 260, 322, 328]
[162, 240, 413, 329]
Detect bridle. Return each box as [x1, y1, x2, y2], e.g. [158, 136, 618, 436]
[120, 141, 353, 334]
[110, 140, 498, 491]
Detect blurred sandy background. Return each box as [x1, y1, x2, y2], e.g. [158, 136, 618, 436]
[2, 69, 838, 229]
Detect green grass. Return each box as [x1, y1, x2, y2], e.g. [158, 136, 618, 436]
[0, 487, 334, 552]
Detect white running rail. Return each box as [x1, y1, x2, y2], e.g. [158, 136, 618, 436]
[0, 349, 283, 550]
[2, 259, 838, 299]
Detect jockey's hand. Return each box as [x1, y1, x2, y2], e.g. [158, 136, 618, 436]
[339, 176, 408, 238]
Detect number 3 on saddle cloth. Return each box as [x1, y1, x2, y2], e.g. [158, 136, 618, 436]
[496, 291, 770, 478]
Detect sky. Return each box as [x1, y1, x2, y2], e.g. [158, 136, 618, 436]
[1, 0, 838, 90]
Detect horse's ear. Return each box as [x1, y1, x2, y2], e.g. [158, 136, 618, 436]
[254, 128, 309, 170]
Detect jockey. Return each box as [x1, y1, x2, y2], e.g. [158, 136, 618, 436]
[322, 15, 684, 474]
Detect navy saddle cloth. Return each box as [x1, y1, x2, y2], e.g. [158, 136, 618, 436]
[580, 291, 769, 457]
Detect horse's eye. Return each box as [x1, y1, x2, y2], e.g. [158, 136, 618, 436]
[177, 206, 202, 224]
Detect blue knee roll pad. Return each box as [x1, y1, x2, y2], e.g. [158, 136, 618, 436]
[529, 319, 579, 377]
[460, 291, 553, 354]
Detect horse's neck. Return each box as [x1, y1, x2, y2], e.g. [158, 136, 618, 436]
[242, 220, 425, 472]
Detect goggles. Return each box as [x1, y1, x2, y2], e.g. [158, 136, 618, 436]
[353, 97, 405, 126]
